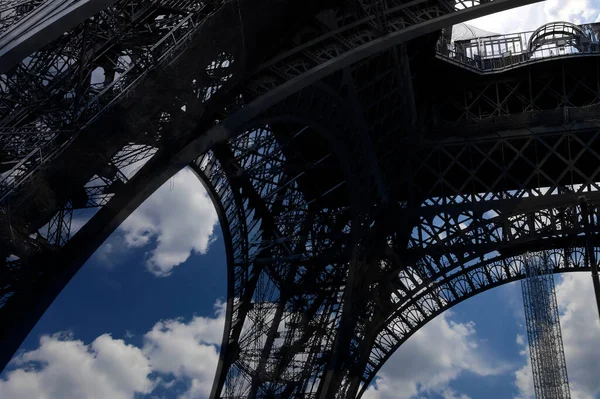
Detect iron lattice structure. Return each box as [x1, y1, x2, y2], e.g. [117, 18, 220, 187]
[3, 0, 600, 398]
[521, 252, 571, 399]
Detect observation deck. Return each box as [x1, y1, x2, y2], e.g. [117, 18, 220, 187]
[437, 21, 600, 73]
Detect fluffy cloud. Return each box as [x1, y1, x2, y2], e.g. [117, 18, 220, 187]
[513, 338, 534, 399]
[142, 301, 226, 398]
[119, 167, 219, 277]
[0, 334, 154, 399]
[0, 302, 226, 399]
[514, 273, 600, 399]
[544, 0, 600, 24]
[555, 273, 600, 398]
[467, 0, 600, 34]
[364, 312, 508, 399]
[441, 388, 472, 399]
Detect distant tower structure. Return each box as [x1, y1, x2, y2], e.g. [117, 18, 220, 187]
[521, 252, 571, 399]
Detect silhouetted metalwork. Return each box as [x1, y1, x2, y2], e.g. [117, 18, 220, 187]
[521, 252, 570, 399]
[5, 0, 600, 398]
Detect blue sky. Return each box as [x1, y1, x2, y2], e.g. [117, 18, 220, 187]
[3, 1, 600, 398]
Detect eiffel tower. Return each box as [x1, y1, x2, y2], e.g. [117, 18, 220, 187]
[2, 1, 600, 398]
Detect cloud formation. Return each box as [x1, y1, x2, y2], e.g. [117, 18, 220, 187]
[364, 312, 508, 399]
[0, 334, 154, 399]
[513, 336, 534, 399]
[119, 167, 219, 277]
[142, 302, 226, 398]
[467, 0, 600, 34]
[555, 273, 600, 399]
[0, 302, 226, 399]
[2, 300, 496, 399]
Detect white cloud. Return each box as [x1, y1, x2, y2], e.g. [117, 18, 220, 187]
[514, 273, 600, 399]
[544, 0, 600, 24]
[555, 273, 600, 399]
[513, 337, 534, 399]
[467, 0, 600, 34]
[515, 334, 525, 346]
[119, 167, 219, 277]
[0, 302, 226, 399]
[0, 333, 154, 399]
[441, 388, 472, 399]
[364, 312, 508, 399]
[142, 301, 226, 398]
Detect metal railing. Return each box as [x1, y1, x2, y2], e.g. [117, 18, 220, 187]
[437, 22, 600, 73]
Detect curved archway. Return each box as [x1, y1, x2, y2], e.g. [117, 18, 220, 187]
[359, 251, 593, 397]
[357, 192, 600, 395]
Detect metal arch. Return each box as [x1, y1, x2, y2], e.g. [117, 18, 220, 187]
[528, 21, 588, 53]
[358, 251, 593, 397]
[187, 159, 250, 399]
[358, 196, 600, 392]
[404, 204, 598, 314]
[0, 78, 364, 376]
